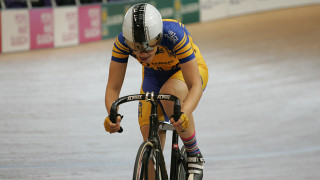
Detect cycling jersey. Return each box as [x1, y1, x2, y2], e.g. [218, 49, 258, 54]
[111, 19, 207, 71]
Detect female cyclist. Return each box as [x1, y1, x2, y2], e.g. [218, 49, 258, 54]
[104, 3, 208, 179]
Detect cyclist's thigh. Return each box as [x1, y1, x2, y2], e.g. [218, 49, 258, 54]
[159, 78, 188, 102]
[159, 65, 208, 100]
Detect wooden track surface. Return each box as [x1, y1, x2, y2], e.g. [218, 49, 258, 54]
[0, 5, 320, 180]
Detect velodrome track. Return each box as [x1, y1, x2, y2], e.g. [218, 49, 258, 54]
[1, 5, 320, 180]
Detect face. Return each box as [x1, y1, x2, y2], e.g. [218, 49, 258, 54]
[125, 37, 161, 64]
[133, 47, 158, 64]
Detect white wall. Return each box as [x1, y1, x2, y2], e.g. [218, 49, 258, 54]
[200, 0, 320, 22]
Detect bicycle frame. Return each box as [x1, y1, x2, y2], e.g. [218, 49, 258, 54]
[109, 92, 187, 179]
[149, 99, 168, 179]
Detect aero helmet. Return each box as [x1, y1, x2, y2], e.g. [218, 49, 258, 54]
[122, 3, 163, 52]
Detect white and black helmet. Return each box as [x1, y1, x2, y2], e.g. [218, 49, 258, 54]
[122, 3, 163, 52]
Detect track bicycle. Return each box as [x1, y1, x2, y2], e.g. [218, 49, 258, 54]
[109, 92, 188, 180]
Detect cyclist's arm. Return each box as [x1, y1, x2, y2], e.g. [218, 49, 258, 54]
[105, 60, 128, 114]
[180, 58, 203, 116]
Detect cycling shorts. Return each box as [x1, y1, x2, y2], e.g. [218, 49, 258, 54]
[138, 49, 208, 127]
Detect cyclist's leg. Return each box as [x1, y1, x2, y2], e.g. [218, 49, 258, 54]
[159, 65, 208, 179]
[159, 78, 196, 138]
[138, 67, 174, 147]
[159, 63, 208, 139]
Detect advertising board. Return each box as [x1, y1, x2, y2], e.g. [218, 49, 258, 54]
[1, 10, 30, 53]
[30, 8, 54, 49]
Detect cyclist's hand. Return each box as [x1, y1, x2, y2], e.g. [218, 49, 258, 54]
[170, 113, 189, 132]
[104, 115, 122, 133]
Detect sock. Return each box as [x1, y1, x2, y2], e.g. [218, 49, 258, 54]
[181, 131, 201, 155]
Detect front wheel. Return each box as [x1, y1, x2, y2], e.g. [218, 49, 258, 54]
[177, 145, 188, 180]
[133, 141, 153, 179]
[133, 141, 168, 180]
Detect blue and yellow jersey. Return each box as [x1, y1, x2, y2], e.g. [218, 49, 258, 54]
[111, 19, 207, 72]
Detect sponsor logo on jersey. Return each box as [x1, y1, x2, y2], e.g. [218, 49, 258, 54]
[151, 60, 175, 66]
[164, 30, 178, 44]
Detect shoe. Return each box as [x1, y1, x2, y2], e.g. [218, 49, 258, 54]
[186, 153, 205, 180]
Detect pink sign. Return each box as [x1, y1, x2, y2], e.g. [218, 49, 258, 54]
[30, 8, 54, 49]
[78, 5, 102, 43]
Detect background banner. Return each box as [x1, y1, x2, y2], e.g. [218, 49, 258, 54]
[199, 0, 320, 22]
[101, 3, 123, 39]
[151, 0, 174, 20]
[78, 5, 102, 43]
[29, 8, 54, 49]
[180, 0, 199, 24]
[278, 0, 320, 8]
[200, 0, 228, 22]
[1, 10, 30, 53]
[227, 0, 256, 17]
[54, 7, 79, 47]
[101, 1, 145, 40]
[255, 0, 280, 11]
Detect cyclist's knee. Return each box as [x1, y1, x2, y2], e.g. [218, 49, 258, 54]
[160, 80, 188, 103]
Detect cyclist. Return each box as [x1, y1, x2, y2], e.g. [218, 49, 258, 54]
[104, 3, 208, 179]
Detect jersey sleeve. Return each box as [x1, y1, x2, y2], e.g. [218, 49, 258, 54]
[174, 36, 195, 63]
[163, 20, 196, 64]
[111, 33, 130, 63]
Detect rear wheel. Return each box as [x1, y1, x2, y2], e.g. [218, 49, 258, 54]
[177, 146, 188, 180]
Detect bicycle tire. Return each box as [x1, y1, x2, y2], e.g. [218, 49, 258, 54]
[177, 145, 188, 180]
[133, 141, 166, 180]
